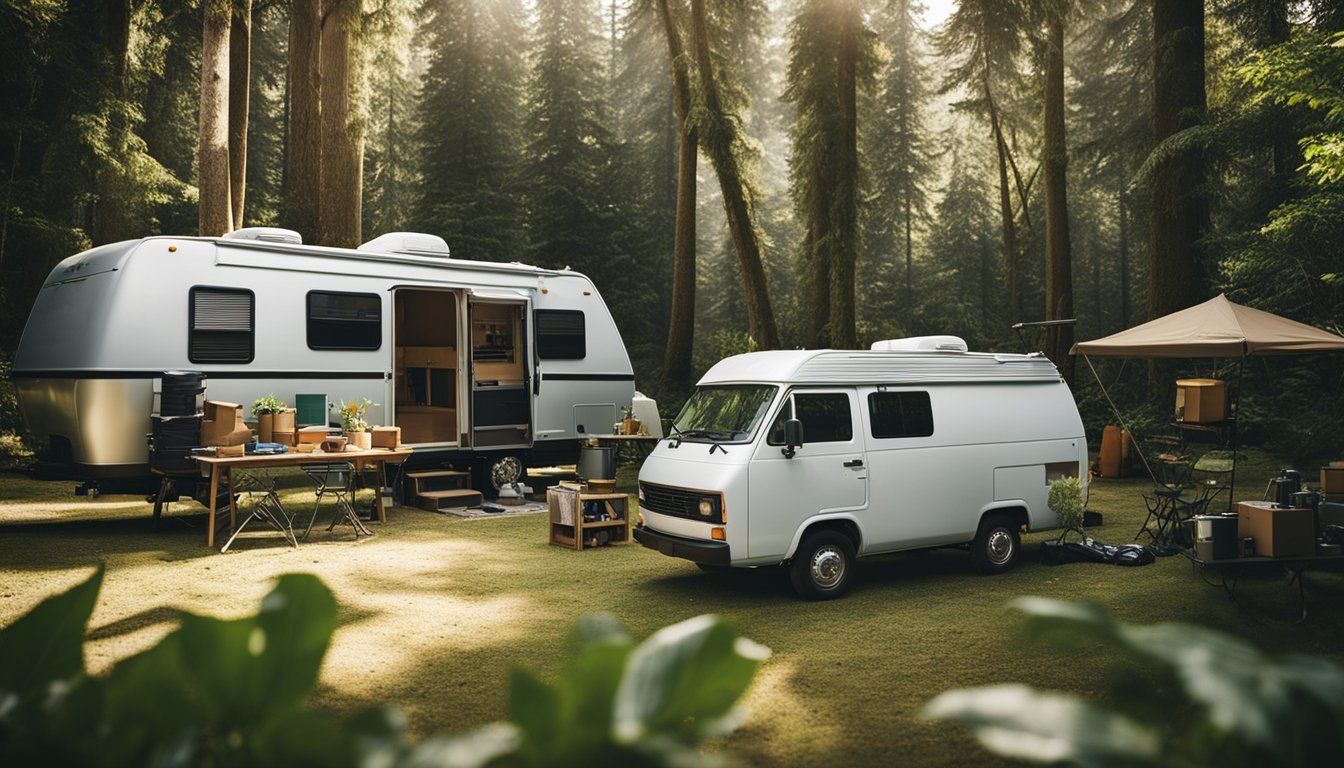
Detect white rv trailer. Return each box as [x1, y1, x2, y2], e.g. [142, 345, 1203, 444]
[632, 337, 1087, 599]
[12, 228, 637, 493]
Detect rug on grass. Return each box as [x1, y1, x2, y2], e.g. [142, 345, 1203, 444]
[432, 500, 549, 520]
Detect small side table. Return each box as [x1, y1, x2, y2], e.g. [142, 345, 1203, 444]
[548, 487, 630, 550]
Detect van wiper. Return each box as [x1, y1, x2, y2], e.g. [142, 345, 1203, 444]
[678, 428, 735, 455]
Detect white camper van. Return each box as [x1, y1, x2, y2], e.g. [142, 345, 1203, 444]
[12, 229, 636, 494]
[632, 337, 1086, 600]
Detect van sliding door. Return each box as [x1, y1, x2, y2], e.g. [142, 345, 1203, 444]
[468, 297, 532, 449]
[391, 288, 464, 445]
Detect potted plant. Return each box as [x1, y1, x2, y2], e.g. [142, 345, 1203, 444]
[251, 394, 291, 444]
[1048, 476, 1086, 543]
[334, 398, 375, 450]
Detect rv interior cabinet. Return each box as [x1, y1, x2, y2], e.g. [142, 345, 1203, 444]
[395, 291, 460, 445]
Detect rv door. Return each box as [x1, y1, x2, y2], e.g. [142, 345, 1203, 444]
[467, 295, 533, 449]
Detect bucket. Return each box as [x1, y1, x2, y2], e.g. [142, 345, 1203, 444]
[577, 445, 615, 481]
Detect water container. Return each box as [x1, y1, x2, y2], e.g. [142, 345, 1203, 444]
[632, 391, 663, 438]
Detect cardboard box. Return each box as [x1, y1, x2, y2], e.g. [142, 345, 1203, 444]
[1175, 379, 1226, 423]
[202, 401, 251, 446]
[298, 426, 337, 445]
[372, 426, 401, 449]
[1237, 500, 1314, 557]
[1321, 466, 1344, 494]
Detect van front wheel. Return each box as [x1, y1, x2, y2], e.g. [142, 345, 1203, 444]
[972, 514, 1021, 575]
[790, 530, 856, 600]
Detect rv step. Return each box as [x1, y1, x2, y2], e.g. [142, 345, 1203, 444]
[418, 489, 484, 511]
[405, 470, 470, 480]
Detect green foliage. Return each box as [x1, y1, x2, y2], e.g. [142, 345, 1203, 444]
[251, 393, 287, 417]
[0, 571, 767, 768]
[925, 598, 1344, 767]
[1239, 31, 1344, 185]
[1047, 476, 1084, 539]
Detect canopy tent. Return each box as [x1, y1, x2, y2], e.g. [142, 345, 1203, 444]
[1071, 294, 1344, 511]
[1071, 293, 1344, 358]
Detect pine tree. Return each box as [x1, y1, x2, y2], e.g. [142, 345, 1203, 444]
[318, 0, 364, 248]
[414, 0, 528, 259]
[1040, 0, 1074, 382]
[285, 0, 322, 243]
[865, 0, 934, 330]
[938, 0, 1034, 324]
[361, 0, 420, 238]
[228, 0, 251, 230]
[785, 0, 877, 349]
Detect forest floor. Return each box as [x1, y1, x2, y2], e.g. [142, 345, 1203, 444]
[2, 450, 1343, 767]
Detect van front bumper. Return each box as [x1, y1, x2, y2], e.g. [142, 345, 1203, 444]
[633, 525, 731, 567]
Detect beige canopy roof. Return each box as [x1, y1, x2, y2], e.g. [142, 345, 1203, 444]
[1071, 294, 1344, 357]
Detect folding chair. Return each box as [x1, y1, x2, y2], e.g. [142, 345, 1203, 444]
[220, 469, 297, 552]
[301, 462, 371, 539]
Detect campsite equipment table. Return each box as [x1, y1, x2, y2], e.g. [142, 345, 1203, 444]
[1179, 547, 1344, 621]
[194, 447, 412, 549]
[589, 434, 659, 465]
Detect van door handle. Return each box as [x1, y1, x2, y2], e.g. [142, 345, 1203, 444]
[844, 459, 863, 468]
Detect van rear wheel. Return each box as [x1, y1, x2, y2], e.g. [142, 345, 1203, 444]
[790, 530, 856, 600]
[972, 514, 1021, 575]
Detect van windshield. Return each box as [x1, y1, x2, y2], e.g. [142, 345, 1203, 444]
[672, 385, 777, 443]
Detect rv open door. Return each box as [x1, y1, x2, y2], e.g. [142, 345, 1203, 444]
[467, 292, 533, 450]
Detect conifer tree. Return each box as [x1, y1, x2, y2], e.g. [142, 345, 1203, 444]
[414, 0, 528, 259]
[785, 0, 876, 349]
[199, 0, 234, 236]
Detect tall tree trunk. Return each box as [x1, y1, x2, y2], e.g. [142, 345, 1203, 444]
[656, 0, 697, 389]
[199, 0, 233, 237]
[1043, 14, 1074, 383]
[687, 0, 779, 349]
[285, 0, 322, 243]
[1118, 188, 1130, 328]
[904, 196, 913, 307]
[1148, 0, 1207, 321]
[991, 110, 1019, 323]
[91, 0, 131, 245]
[829, 2, 859, 349]
[228, 0, 252, 231]
[804, 213, 830, 347]
[318, 0, 363, 248]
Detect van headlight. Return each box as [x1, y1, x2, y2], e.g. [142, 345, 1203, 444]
[698, 499, 713, 517]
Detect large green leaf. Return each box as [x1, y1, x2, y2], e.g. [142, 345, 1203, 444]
[611, 615, 769, 743]
[251, 574, 338, 713]
[509, 666, 562, 760]
[0, 566, 103, 694]
[923, 684, 1160, 767]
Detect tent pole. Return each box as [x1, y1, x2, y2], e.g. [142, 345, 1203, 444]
[1227, 358, 1245, 513]
[1085, 354, 1158, 484]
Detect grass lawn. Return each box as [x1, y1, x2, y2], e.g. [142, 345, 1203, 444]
[2, 450, 1342, 766]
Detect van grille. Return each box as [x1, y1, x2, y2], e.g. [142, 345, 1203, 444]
[639, 482, 723, 524]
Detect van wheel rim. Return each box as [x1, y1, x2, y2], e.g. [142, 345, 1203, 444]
[986, 530, 1014, 565]
[810, 546, 845, 588]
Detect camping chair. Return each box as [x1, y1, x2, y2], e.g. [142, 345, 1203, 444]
[220, 470, 297, 552]
[1135, 436, 1193, 546]
[301, 462, 371, 539]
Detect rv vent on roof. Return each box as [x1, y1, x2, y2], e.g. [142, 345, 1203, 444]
[871, 335, 969, 353]
[358, 232, 451, 257]
[223, 227, 303, 244]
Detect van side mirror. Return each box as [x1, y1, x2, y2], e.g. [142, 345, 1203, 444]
[783, 419, 804, 459]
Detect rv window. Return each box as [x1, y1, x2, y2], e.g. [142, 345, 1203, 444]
[535, 309, 585, 359]
[307, 291, 381, 350]
[768, 393, 853, 444]
[868, 391, 934, 438]
[189, 287, 254, 364]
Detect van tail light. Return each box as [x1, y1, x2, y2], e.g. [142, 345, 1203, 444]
[711, 527, 726, 541]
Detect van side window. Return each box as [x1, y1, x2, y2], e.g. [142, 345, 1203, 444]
[868, 391, 934, 438]
[535, 309, 585, 359]
[307, 291, 381, 350]
[768, 393, 853, 444]
[189, 287, 254, 364]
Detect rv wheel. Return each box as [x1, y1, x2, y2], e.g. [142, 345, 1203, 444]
[971, 514, 1021, 575]
[789, 530, 855, 601]
[475, 454, 525, 497]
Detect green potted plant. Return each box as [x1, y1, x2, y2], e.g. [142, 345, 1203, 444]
[1048, 476, 1085, 543]
[334, 398, 375, 450]
[250, 394, 292, 444]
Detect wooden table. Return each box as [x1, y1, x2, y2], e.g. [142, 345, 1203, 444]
[1180, 547, 1344, 621]
[193, 447, 413, 549]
